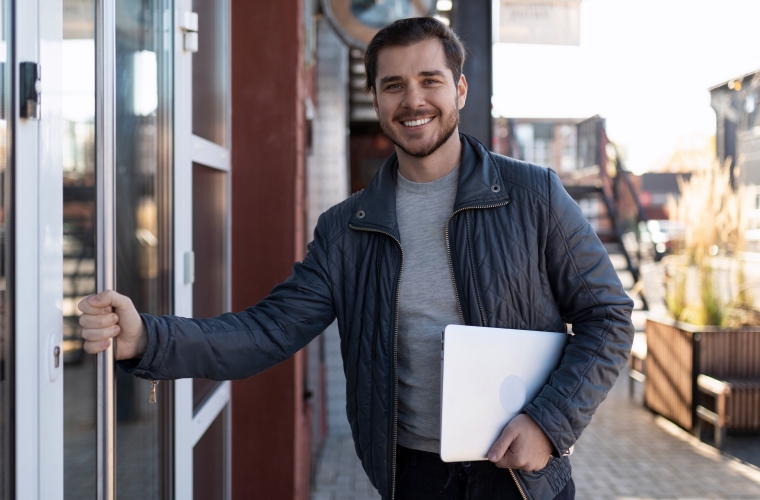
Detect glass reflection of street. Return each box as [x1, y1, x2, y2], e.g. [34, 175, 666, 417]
[63, 0, 166, 497]
[350, 0, 434, 28]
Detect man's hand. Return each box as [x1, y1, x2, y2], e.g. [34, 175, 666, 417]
[487, 414, 553, 472]
[78, 290, 148, 361]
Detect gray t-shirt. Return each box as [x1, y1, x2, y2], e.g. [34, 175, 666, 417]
[396, 166, 462, 453]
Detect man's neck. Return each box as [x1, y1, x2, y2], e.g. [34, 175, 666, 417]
[396, 129, 462, 183]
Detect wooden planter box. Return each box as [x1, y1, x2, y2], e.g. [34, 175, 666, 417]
[645, 315, 760, 432]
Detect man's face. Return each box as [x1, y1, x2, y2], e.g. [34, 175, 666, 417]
[373, 38, 467, 158]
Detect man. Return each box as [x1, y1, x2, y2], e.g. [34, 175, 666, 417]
[80, 17, 633, 500]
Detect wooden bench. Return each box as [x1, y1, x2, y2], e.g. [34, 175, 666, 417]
[695, 374, 760, 450]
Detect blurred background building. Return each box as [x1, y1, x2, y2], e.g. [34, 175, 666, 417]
[5, 1, 760, 499]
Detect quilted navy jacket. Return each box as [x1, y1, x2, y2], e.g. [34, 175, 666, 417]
[124, 134, 634, 500]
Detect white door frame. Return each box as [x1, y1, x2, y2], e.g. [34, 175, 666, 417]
[15, 0, 64, 497]
[173, 0, 232, 497]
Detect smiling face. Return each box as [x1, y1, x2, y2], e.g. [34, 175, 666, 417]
[373, 38, 467, 158]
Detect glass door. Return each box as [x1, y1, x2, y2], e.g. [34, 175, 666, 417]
[0, 0, 12, 495]
[173, 0, 231, 497]
[61, 0, 173, 498]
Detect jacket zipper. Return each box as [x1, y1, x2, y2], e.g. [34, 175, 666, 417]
[446, 201, 527, 500]
[349, 224, 403, 500]
[509, 469, 528, 500]
[149, 380, 159, 404]
[444, 201, 509, 325]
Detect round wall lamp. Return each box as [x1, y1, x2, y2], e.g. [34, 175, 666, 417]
[320, 0, 437, 49]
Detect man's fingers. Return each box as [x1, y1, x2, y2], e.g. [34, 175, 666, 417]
[79, 312, 119, 329]
[83, 339, 112, 354]
[488, 425, 517, 462]
[79, 290, 130, 313]
[81, 325, 121, 342]
[78, 294, 114, 315]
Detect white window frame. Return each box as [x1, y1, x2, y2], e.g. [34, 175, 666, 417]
[173, 0, 232, 497]
[15, 0, 65, 497]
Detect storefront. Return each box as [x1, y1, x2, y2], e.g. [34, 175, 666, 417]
[1, 0, 469, 498]
[9, 0, 232, 497]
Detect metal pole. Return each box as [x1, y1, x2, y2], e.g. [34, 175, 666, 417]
[95, 0, 116, 497]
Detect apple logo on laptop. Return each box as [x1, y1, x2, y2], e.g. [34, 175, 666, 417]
[499, 375, 526, 413]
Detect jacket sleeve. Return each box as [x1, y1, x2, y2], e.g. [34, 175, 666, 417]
[523, 169, 634, 455]
[119, 213, 337, 381]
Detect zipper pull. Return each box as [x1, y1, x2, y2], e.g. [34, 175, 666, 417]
[149, 380, 159, 404]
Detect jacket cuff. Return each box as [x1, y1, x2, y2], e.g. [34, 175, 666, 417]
[117, 314, 162, 379]
[524, 387, 576, 457]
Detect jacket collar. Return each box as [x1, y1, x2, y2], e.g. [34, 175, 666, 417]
[349, 133, 509, 238]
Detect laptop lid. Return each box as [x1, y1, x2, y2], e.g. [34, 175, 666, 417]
[439, 324, 569, 462]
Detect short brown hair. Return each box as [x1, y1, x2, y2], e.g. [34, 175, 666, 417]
[364, 17, 466, 94]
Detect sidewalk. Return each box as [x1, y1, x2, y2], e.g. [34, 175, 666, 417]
[311, 369, 760, 500]
[311, 256, 760, 499]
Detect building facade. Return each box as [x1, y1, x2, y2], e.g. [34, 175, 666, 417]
[1, 0, 476, 498]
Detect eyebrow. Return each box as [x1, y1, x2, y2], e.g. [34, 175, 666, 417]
[378, 70, 448, 87]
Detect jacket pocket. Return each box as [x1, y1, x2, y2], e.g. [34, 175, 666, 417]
[517, 455, 572, 500]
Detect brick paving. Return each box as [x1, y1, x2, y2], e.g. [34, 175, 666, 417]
[311, 256, 760, 499]
[572, 373, 760, 499]
[311, 371, 760, 500]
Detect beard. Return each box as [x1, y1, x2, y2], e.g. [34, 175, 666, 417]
[379, 99, 460, 158]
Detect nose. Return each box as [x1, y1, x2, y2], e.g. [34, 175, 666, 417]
[401, 83, 426, 109]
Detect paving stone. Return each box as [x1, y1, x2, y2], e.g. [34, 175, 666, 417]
[311, 370, 760, 500]
[311, 265, 760, 500]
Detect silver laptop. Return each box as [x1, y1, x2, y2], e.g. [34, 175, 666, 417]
[439, 324, 569, 462]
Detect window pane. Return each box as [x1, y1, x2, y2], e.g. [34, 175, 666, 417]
[114, 0, 173, 498]
[193, 409, 226, 500]
[192, 0, 228, 147]
[192, 163, 227, 411]
[63, 1, 173, 497]
[62, 1, 97, 495]
[0, 0, 11, 494]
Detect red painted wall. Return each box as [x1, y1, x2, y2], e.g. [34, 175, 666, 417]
[230, 0, 311, 498]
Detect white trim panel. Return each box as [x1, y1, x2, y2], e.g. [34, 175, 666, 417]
[189, 382, 230, 446]
[38, 0, 65, 497]
[174, 3, 194, 498]
[191, 134, 230, 172]
[15, 0, 41, 497]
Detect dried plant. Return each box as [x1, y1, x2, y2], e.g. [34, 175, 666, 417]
[665, 159, 754, 326]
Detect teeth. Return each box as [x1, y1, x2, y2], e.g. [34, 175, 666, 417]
[402, 117, 433, 127]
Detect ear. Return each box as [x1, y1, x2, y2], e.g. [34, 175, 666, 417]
[372, 91, 379, 115]
[457, 74, 468, 110]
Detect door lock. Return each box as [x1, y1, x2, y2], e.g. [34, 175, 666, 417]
[20, 62, 41, 120]
[48, 332, 62, 382]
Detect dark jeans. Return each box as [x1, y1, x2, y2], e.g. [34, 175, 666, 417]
[392, 445, 575, 500]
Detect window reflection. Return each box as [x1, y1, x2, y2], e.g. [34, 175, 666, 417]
[350, 0, 434, 28]
[0, 0, 10, 494]
[62, 2, 98, 495]
[114, 0, 172, 498]
[192, 163, 227, 411]
[192, 0, 228, 146]
[62, 0, 172, 497]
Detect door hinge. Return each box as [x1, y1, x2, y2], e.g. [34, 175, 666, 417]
[179, 11, 199, 53]
[20, 62, 41, 120]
